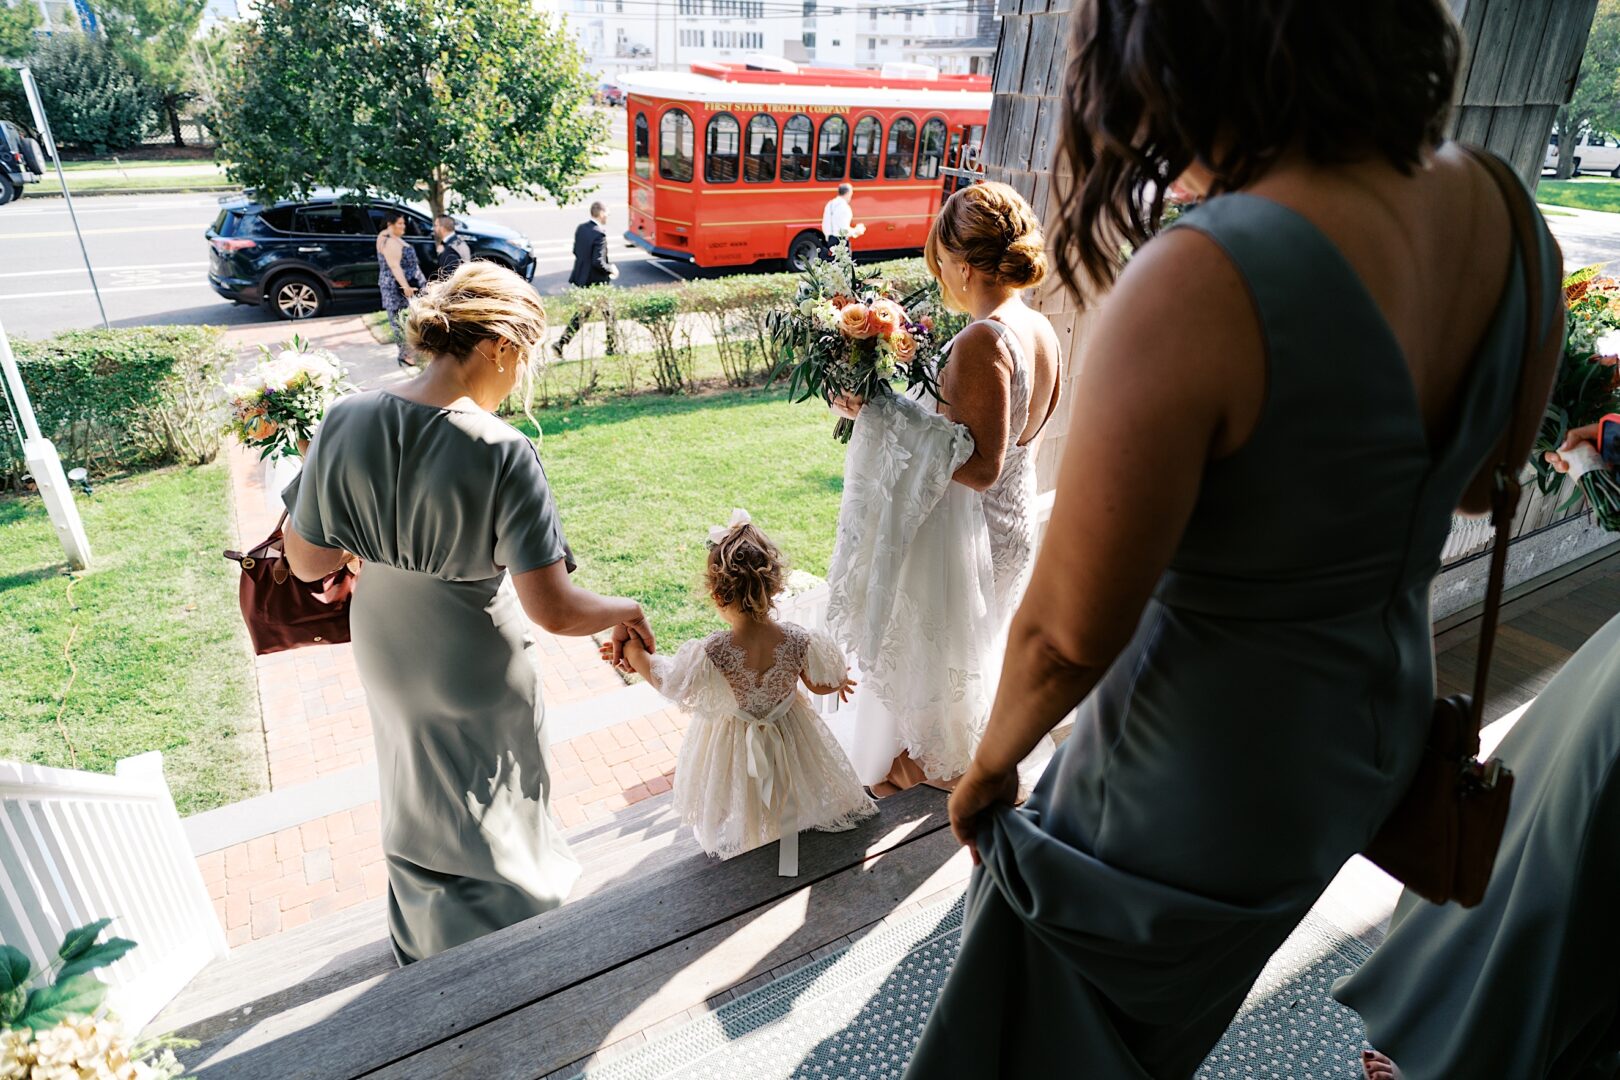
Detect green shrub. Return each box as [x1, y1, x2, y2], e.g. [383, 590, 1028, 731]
[27, 34, 158, 154]
[618, 289, 691, 393]
[3, 326, 227, 488]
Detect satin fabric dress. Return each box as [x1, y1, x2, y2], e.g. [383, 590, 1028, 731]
[903, 188, 1563, 1078]
[286, 390, 580, 964]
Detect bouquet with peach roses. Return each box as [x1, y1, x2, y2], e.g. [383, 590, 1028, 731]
[769, 239, 949, 442]
[223, 336, 349, 462]
[1531, 266, 1620, 531]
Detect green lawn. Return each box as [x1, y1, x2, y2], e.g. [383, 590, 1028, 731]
[33, 167, 234, 197]
[0, 462, 265, 814]
[525, 386, 845, 646]
[1536, 177, 1620, 214]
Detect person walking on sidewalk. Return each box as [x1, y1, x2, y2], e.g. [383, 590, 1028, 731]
[552, 201, 618, 359]
[820, 183, 866, 258]
[377, 210, 427, 367]
[433, 215, 473, 279]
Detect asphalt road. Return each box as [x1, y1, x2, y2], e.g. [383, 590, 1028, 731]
[0, 172, 718, 340]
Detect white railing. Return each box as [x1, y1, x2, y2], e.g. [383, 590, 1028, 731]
[0, 753, 227, 1034]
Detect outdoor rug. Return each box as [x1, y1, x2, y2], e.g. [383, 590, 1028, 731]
[573, 890, 1378, 1080]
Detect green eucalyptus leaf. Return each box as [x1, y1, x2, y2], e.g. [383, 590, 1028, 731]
[58, 938, 137, 982]
[0, 945, 31, 996]
[15, 974, 107, 1031]
[57, 919, 113, 963]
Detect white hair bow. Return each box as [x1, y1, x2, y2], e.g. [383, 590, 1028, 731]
[708, 508, 752, 546]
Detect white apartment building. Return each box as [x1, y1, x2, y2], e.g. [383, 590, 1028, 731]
[539, 0, 995, 84]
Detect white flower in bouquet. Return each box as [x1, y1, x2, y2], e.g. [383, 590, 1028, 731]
[811, 300, 840, 331]
[782, 569, 825, 598]
[1595, 328, 1620, 360]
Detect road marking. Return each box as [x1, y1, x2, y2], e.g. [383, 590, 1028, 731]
[0, 261, 206, 278]
[0, 223, 204, 240]
[0, 281, 217, 301]
[644, 259, 688, 282]
[4, 198, 220, 217]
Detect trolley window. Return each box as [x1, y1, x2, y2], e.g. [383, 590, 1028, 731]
[659, 108, 695, 182]
[705, 113, 741, 183]
[816, 115, 849, 181]
[634, 113, 651, 179]
[744, 114, 778, 183]
[915, 118, 946, 179]
[884, 117, 917, 180]
[781, 114, 814, 182]
[850, 115, 882, 181]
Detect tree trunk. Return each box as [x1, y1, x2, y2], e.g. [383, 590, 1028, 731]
[428, 180, 445, 221]
[167, 99, 184, 147]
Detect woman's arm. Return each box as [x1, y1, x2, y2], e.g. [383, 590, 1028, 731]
[948, 228, 1264, 856]
[512, 558, 650, 640]
[939, 322, 1013, 491]
[380, 236, 415, 296]
[284, 527, 351, 582]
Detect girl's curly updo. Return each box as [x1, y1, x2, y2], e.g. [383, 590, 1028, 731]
[706, 523, 787, 621]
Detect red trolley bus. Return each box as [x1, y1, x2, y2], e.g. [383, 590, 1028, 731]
[617, 62, 991, 271]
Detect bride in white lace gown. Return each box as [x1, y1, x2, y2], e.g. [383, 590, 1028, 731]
[824, 182, 1062, 790]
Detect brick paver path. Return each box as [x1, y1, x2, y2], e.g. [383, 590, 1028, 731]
[209, 317, 691, 942]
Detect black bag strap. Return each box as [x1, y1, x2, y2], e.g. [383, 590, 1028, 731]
[1458, 144, 1547, 750]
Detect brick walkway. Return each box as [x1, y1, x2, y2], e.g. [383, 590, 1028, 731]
[206, 318, 692, 943]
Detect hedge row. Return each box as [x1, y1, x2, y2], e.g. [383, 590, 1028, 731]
[2, 326, 227, 490]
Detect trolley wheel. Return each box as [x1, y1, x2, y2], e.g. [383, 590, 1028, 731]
[786, 231, 824, 274]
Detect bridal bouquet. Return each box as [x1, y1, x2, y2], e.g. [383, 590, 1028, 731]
[1, 921, 192, 1079]
[769, 240, 949, 442]
[224, 336, 347, 461]
[1530, 267, 1620, 531]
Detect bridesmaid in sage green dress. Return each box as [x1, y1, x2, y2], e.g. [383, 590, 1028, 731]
[903, 3, 1565, 1076]
[282, 263, 654, 964]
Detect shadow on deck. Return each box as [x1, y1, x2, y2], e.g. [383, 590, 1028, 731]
[153, 547, 1620, 1079]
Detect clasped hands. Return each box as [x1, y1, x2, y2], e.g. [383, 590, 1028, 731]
[603, 615, 656, 673]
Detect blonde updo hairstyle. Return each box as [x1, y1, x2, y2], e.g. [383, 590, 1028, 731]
[706, 523, 787, 622]
[925, 180, 1050, 291]
[406, 261, 548, 365]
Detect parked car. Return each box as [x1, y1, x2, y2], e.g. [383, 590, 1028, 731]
[1545, 129, 1620, 177]
[205, 192, 538, 320]
[0, 120, 45, 206]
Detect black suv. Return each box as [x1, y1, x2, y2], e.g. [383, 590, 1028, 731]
[206, 192, 538, 320]
[0, 120, 45, 205]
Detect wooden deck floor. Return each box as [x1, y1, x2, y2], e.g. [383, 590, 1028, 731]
[160, 546, 1620, 1079]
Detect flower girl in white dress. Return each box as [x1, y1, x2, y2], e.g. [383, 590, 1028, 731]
[606, 511, 876, 876]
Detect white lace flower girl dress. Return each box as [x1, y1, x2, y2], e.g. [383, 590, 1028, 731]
[650, 623, 876, 875]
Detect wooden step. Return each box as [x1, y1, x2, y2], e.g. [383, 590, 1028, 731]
[176, 785, 957, 1079]
[151, 789, 690, 1045]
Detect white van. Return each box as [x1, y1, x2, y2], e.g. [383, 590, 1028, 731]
[1546, 130, 1620, 177]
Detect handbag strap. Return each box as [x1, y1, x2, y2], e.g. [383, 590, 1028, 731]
[246, 512, 291, 559]
[1459, 144, 1547, 749]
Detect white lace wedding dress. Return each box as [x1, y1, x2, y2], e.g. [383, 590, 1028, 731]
[820, 317, 1046, 784]
[649, 623, 876, 875]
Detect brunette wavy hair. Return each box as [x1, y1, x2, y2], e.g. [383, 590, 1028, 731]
[1051, 0, 1463, 299]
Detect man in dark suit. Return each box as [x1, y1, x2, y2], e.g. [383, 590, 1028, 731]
[553, 201, 618, 358]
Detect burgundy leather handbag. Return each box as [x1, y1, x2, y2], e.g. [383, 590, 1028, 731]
[224, 513, 356, 655]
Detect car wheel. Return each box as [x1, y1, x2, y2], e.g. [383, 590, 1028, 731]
[268, 273, 326, 320]
[786, 231, 824, 273]
[0, 174, 14, 207]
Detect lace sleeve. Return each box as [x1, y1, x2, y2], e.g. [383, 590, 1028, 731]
[803, 629, 849, 688]
[648, 637, 728, 713]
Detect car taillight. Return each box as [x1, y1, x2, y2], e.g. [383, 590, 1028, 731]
[210, 237, 257, 253]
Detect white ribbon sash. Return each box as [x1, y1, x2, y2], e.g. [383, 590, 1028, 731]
[740, 695, 800, 877]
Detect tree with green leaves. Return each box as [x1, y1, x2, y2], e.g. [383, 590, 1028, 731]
[218, 0, 607, 219]
[96, 0, 209, 147]
[1554, 0, 1620, 179]
[0, 0, 42, 129]
[27, 32, 159, 154]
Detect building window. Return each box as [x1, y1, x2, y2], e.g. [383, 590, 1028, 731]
[849, 115, 882, 181]
[816, 115, 849, 182]
[659, 108, 695, 182]
[634, 113, 651, 179]
[884, 116, 916, 179]
[915, 117, 946, 179]
[803, 0, 816, 13]
[831, 38, 840, 45]
[802, 30, 815, 48]
[744, 114, 778, 183]
[705, 113, 741, 183]
[781, 114, 814, 182]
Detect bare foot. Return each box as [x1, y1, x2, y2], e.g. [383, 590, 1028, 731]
[1362, 1049, 1401, 1080]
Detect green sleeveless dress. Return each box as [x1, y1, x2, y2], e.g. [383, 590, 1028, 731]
[902, 188, 1562, 1077]
[285, 390, 580, 965]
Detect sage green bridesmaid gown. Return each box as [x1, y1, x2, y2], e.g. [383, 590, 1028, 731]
[903, 186, 1563, 1078]
[285, 390, 580, 964]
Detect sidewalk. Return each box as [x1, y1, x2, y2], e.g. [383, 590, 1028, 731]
[200, 315, 693, 944]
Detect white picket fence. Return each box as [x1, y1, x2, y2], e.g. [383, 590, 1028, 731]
[0, 753, 226, 1034]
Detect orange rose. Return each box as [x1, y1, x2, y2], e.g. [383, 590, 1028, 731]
[868, 299, 905, 338]
[831, 294, 853, 309]
[245, 415, 279, 441]
[838, 302, 874, 339]
[889, 328, 918, 364]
